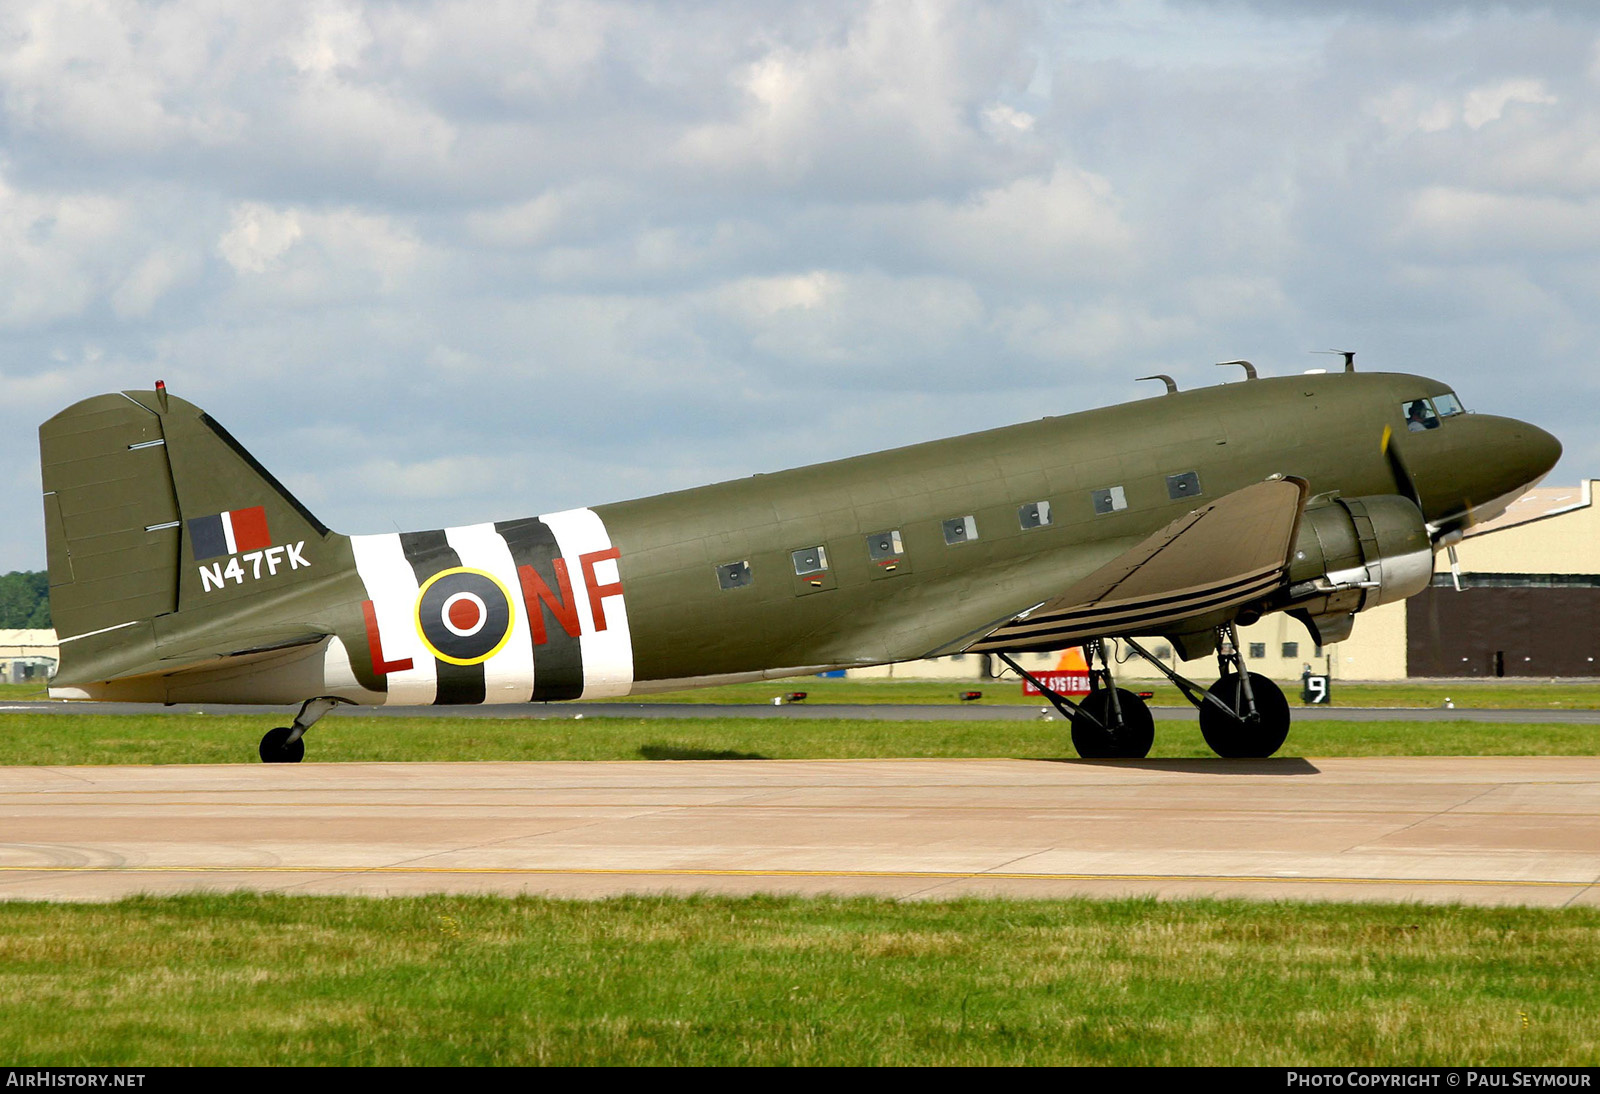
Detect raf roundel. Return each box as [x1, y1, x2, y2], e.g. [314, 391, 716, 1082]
[414, 567, 515, 666]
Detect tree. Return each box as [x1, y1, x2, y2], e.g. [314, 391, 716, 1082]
[0, 572, 51, 629]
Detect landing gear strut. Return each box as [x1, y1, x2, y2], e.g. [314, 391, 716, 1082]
[259, 696, 349, 764]
[1198, 628, 1290, 758]
[1122, 624, 1291, 758]
[998, 641, 1153, 759]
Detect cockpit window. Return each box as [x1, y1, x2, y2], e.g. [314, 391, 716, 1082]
[1433, 392, 1465, 417]
[1402, 398, 1440, 431]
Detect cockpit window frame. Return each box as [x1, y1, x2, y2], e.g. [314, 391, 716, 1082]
[1432, 392, 1466, 418]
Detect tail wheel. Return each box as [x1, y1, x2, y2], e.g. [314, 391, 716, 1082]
[258, 726, 306, 764]
[1198, 673, 1290, 758]
[1070, 688, 1155, 759]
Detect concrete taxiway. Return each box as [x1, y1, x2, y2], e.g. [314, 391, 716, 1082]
[1, 756, 1596, 907]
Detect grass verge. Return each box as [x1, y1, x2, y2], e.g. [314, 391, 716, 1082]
[0, 711, 1595, 765]
[605, 677, 1600, 708]
[12, 679, 1600, 707]
[1, 892, 1594, 1066]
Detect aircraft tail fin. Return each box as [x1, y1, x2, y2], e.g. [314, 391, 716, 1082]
[40, 387, 336, 682]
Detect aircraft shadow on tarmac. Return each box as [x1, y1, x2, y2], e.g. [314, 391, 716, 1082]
[637, 744, 770, 761]
[1043, 756, 1322, 775]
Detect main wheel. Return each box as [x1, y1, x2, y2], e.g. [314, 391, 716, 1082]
[1198, 673, 1290, 758]
[258, 726, 306, 764]
[1070, 688, 1155, 758]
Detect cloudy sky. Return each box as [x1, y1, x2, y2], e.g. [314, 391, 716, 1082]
[1, 0, 1596, 571]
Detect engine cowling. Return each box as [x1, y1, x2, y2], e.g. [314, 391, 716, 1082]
[1277, 494, 1433, 645]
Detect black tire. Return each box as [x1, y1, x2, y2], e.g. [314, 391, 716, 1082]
[1070, 688, 1155, 758]
[258, 726, 306, 764]
[1198, 672, 1291, 758]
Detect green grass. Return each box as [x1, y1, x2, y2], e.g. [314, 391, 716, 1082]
[617, 677, 1600, 708]
[0, 681, 49, 700]
[12, 677, 1600, 707]
[0, 892, 1594, 1066]
[0, 710, 1595, 765]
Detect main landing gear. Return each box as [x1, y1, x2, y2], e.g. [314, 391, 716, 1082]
[258, 697, 350, 764]
[1123, 624, 1291, 758]
[1198, 669, 1291, 759]
[1002, 623, 1292, 760]
[998, 640, 1154, 759]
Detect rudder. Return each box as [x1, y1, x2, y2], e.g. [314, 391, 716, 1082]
[41, 392, 181, 640]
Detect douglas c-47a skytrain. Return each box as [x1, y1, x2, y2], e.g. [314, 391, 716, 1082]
[39, 360, 1560, 762]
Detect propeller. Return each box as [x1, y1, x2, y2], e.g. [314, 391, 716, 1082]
[1382, 425, 1473, 591]
[1380, 425, 1421, 508]
[1384, 424, 1459, 662]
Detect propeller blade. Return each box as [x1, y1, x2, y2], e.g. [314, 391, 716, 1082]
[1380, 425, 1423, 509]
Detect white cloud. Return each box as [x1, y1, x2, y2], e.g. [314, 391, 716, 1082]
[219, 204, 305, 273]
[1400, 187, 1600, 256]
[1367, 77, 1558, 139]
[218, 202, 421, 297]
[994, 299, 1201, 363]
[983, 103, 1036, 133]
[0, 0, 256, 154]
[288, 0, 372, 75]
[0, 175, 127, 328]
[718, 272, 839, 316]
[110, 247, 199, 318]
[674, 0, 1038, 194]
[464, 181, 644, 252]
[1462, 78, 1557, 129]
[346, 454, 530, 502]
[888, 165, 1134, 283]
[1366, 85, 1457, 135]
[708, 269, 987, 374]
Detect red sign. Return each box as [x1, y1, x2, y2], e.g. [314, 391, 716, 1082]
[1022, 672, 1090, 697]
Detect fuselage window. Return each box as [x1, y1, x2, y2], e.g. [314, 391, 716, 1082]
[1091, 486, 1128, 514]
[1018, 501, 1052, 529]
[942, 516, 978, 545]
[1433, 392, 1465, 418]
[1165, 472, 1201, 500]
[791, 546, 829, 576]
[1402, 398, 1440, 431]
[716, 560, 753, 590]
[866, 530, 904, 561]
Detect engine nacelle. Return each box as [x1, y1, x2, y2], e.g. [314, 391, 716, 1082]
[1277, 494, 1433, 646]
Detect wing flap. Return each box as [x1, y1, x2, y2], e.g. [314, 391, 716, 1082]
[966, 477, 1307, 653]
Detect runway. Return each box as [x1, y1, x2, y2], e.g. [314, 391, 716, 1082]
[2, 756, 1596, 907]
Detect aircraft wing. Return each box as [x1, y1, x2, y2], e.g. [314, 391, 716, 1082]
[961, 477, 1309, 654]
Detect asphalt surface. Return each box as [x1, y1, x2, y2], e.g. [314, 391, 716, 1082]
[2, 756, 1595, 906]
